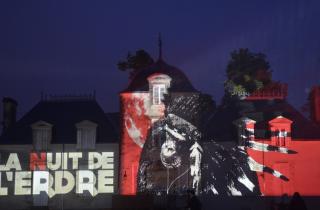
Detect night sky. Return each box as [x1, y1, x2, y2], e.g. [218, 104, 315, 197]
[1, 0, 320, 121]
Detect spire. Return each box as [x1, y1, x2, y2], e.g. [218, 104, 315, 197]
[158, 32, 162, 60]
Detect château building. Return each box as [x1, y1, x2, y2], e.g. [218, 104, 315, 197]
[1, 52, 320, 209]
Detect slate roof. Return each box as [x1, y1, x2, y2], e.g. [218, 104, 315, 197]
[0, 99, 119, 144]
[105, 112, 120, 138]
[205, 99, 320, 141]
[123, 59, 197, 92]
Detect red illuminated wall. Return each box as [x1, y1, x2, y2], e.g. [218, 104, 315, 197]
[119, 99, 320, 196]
[119, 93, 151, 195]
[119, 89, 320, 196]
[248, 140, 320, 196]
[247, 116, 320, 196]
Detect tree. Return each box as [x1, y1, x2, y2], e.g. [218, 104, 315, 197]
[224, 48, 272, 97]
[117, 49, 154, 79]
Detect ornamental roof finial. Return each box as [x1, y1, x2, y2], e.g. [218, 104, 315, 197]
[158, 32, 163, 60]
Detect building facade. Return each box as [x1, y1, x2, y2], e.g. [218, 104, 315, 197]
[0, 96, 119, 209]
[118, 58, 320, 197]
[1, 58, 320, 209]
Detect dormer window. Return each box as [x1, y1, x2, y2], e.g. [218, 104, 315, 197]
[278, 129, 287, 138]
[146, 73, 172, 120]
[233, 117, 256, 146]
[153, 84, 166, 105]
[31, 121, 52, 151]
[147, 74, 172, 105]
[76, 120, 97, 149]
[269, 116, 292, 147]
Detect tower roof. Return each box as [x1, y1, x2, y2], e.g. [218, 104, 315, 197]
[123, 59, 197, 92]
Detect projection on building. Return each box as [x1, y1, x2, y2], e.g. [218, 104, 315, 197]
[0, 151, 116, 197]
[119, 70, 320, 196]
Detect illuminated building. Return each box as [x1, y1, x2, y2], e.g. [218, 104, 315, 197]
[118, 53, 320, 197]
[119, 57, 215, 194]
[1, 59, 320, 209]
[0, 95, 119, 209]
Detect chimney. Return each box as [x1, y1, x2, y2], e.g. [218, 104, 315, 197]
[2, 97, 18, 133]
[310, 86, 320, 124]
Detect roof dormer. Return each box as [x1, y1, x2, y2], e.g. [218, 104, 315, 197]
[234, 117, 256, 145]
[269, 116, 293, 146]
[75, 120, 98, 149]
[31, 120, 53, 151]
[147, 73, 172, 104]
[146, 73, 172, 121]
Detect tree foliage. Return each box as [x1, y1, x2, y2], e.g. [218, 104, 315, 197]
[224, 48, 272, 97]
[117, 49, 154, 78]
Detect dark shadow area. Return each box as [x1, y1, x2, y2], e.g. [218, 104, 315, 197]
[112, 194, 320, 210]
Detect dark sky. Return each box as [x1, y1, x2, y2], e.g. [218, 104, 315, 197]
[1, 0, 320, 120]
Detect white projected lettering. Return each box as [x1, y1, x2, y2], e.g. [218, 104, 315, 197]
[14, 171, 31, 195]
[0, 152, 115, 197]
[54, 171, 75, 194]
[0, 153, 22, 171]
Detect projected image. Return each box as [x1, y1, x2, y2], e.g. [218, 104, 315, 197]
[115, 43, 320, 198]
[0, 150, 117, 197]
[137, 94, 296, 196]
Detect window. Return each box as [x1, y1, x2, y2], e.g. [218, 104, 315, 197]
[31, 121, 52, 151]
[279, 129, 287, 138]
[76, 120, 97, 149]
[153, 84, 166, 105]
[147, 74, 171, 106]
[275, 129, 287, 146]
[278, 129, 287, 146]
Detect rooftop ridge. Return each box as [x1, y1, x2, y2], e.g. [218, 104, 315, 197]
[41, 92, 96, 102]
